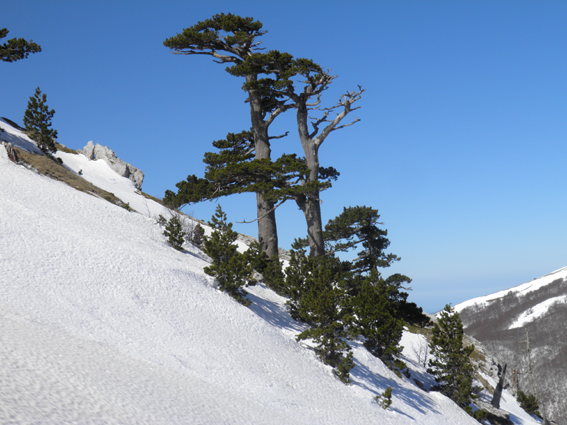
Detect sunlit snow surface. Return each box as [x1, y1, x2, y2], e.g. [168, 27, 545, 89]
[0, 119, 539, 424]
[508, 295, 567, 329]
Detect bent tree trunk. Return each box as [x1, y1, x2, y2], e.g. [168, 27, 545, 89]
[290, 82, 363, 257]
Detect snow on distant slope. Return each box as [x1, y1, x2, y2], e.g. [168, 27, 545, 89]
[0, 123, 486, 424]
[455, 266, 567, 312]
[508, 295, 567, 329]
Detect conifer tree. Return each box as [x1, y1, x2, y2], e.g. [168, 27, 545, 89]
[164, 14, 292, 258]
[190, 224, 205, 247]
[286, 206, 424, 382]
[1, 28, 41, 62]
[352, 270, 404, 366]
[203, 205, 255, 306]
[164, 14, 348, 258]
[323, 206, 430, 327]
[163, 215, 185, 251]
[23, 87, 58, 154]
[428, 304, 478, 415]
[286, 251, 355, 383]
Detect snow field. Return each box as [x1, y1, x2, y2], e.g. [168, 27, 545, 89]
[0, 120, 535, 424]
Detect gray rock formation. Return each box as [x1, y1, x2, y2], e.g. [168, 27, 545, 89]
[81, 141, 144, 189]
[476, 401, 513, 425]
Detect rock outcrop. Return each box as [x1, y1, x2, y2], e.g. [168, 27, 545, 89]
[80, 141, 144, 189]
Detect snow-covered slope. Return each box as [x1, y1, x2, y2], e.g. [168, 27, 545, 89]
[0, 119, 538, 424]
[455, 268, 567, 424]
[456, 266, 567, 315]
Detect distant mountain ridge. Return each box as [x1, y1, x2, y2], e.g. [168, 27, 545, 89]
[456, 267, 567, 423]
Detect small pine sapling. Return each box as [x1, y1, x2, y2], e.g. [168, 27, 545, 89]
[375, 386, 393, 409]
[164, 215, 185, 251]
[190, 224, 205, 247]
[156, 214, 167, 227]
[202, 205, 254, 306]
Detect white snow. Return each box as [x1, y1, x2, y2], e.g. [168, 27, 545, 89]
[508, 295, 567, 329]
[0, 117, 43, 154]
[0, 119, 540, 424]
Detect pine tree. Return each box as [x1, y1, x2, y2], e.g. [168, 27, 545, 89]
[376, 387, 393, 409]
[286, 249, 355, 383]
[202, 205, 255, 306]
[1, 28, 41, 62]
[164, 14, 289, 258]
[190, 224, 205, 247]
[286, 206, 425, 382]
[516, 390, 540, 416]
[428, 304, 477, 415]
[163, 215, 185, 251]
[164, 14, 357, 258]
[353, 270, 404, 367]
[23, 87, 58, 154]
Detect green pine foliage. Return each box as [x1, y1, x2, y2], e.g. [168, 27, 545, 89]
[190, 224, 205, 247]
[352, 270, 404, 367]
[324, 206, 399, 272]
[23, 87, 58, 154]
[286, 251, 355, 383]
[427, 304, 478, 416]
[245, 241, 287, 295]
[203, 205, 255, 306]
[285, 205, 427, 383]
[516, 390, 540, 416]
[0, 28, 41, 62]
[163, 215, 185, 251]
[375, 386, 393, 409]
[163, 130, 335, 216]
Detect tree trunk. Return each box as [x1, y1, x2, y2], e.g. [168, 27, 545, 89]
[247, 74, 279, 257]
[296, 191, 325, 257]
[296, 101, 325, 257]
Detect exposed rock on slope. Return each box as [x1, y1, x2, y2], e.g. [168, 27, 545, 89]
[456, 267, 567, 424]
[80, 141, 144, 189]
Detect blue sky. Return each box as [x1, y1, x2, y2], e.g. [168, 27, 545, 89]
[3, 0, 566, 313]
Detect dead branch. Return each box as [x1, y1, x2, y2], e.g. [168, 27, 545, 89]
[268, 131, 289, 140]
[236, 198, 289, 224]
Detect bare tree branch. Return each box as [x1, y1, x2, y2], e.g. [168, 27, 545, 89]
[269, 131, 289, 140]
[236, 198, 289, 224]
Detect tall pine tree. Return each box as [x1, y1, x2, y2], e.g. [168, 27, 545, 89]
[23, 87, 58, 154]
[164, 14, 292, 258]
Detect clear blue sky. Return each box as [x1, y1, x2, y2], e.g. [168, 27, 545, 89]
[3, 0, 566, 313]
